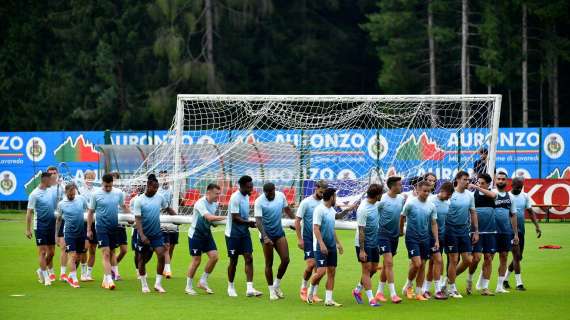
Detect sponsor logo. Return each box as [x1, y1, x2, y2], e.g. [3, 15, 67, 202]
[0, 171, 16, 196]
[367, 135, 388, 160]
[26, 137, 46, 162]
[396, 132, 445, 161]
[513, 168, 531, 179]
[230, 249, 235, 255]
[546, 167, 570, 179]
[196, 135, 215, 144]
[318, 259, 325, 265]
[54, 135, 99, 162]
[337, 169, 356, 180]
[24, 171, 42, 195]
[544, 133, 564, 159]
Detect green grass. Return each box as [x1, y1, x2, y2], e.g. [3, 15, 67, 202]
[0, 213, 568, 320]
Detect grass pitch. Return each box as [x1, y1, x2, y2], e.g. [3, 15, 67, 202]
[0, 212, 568, 320]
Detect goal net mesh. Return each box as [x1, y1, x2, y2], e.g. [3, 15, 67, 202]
[125, 95, 500, 215]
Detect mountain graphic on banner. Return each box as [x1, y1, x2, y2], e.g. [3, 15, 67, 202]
[546, 167, 570, 179]
[54, 135, 99, 162]
[395, 132, 445, 161]
[24, 171, 42, 195]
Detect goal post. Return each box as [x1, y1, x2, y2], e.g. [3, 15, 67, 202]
[127, 94, 501, 222]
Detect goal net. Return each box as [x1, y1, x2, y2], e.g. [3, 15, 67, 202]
[126, 95, 501, 215]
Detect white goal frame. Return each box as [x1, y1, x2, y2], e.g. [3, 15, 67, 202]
[170, 94, 502, 215]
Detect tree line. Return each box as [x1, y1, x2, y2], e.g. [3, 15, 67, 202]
[1, 0, 568, 131]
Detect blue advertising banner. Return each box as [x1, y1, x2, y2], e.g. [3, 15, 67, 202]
[1, 128, 569, 201]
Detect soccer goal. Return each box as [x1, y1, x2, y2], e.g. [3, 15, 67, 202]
[126, 94, 501, 218]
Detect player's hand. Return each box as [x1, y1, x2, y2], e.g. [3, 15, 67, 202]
[297, 239, 304, 250]
[471, 232, 479, 244]
[337, 243, 344, 255]
[25, 229, 32, 239]
[468, 183, 478, 190]
[87, 230, 93, 240]
[263, 237, 273, 246]
[320, 243, 328, 256]
[536, 228, 542, 238]
[513, 235, 519, 246]
[140, 235, 150, 245]
[358, 248, 367, 261]
[434, 241, 440, 251]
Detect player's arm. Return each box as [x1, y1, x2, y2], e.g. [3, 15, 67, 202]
[283, 205, 295, 219]
[25, 208, 33, 239]
[164, 207, 176, 216]
[509, 198, 519, 245]
[294, 202, 305, 249]
[334, 230, 343, 255]
[527, 208, 541, 237]
[55, 202, 62, 235]
[229, 196, 255, 227]
[358, 226, 366, 260]
[313, 223, 326, 255]
[468, 184, 497, 198]
[254, 200, 271, 245]
[526, 196, 542, 238]
[399, 204, 408, 236]
[431, 209, 439, 249]
[25, 193, 36, 239]
[86, 193, 96, 239]
[119, 194, 130, 214]
[133, 199, 148, 244]
[470, 207, 479, 244]
[335, 201, 359, 219]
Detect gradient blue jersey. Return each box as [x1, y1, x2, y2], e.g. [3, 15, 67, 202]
[254, 191, 287, 238]
[189, 196, 219, 239]
[378, 193, 405, 239]
[57, 195, 88, 237]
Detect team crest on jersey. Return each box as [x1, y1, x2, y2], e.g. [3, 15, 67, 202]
[0, 171, 16, 195]
[26, 137, 46, 162]
[544, 133, 564, 159]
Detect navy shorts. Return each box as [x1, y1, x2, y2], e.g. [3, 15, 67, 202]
[85, 222, 97, 244]
[189, 235, 217, 256]
[378, 236, 399, 256]
[315, 247, 338, 267]
[35, 228, 56, 246]
[430, 237, 444, 254]
[444, 233, 472, 254]
[136, 234, 164, 252]
[303, 238, 315, 260]
[497, 233, 512, 252]
[355, 246, 380, 263]
[473, 234, 497, 254]
[225, 235, 253, 258]
[405, 238, 431, 260]
[162, 231, 179, 245]
[57, 220, 65, 237]
[96, 229, 118, 249]
[259, 232, 286, 245]
[115, 226, 128, 246]
[64, 235, 86, 253]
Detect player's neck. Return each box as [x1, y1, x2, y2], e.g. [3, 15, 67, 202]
[387, 190, 397, 198]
